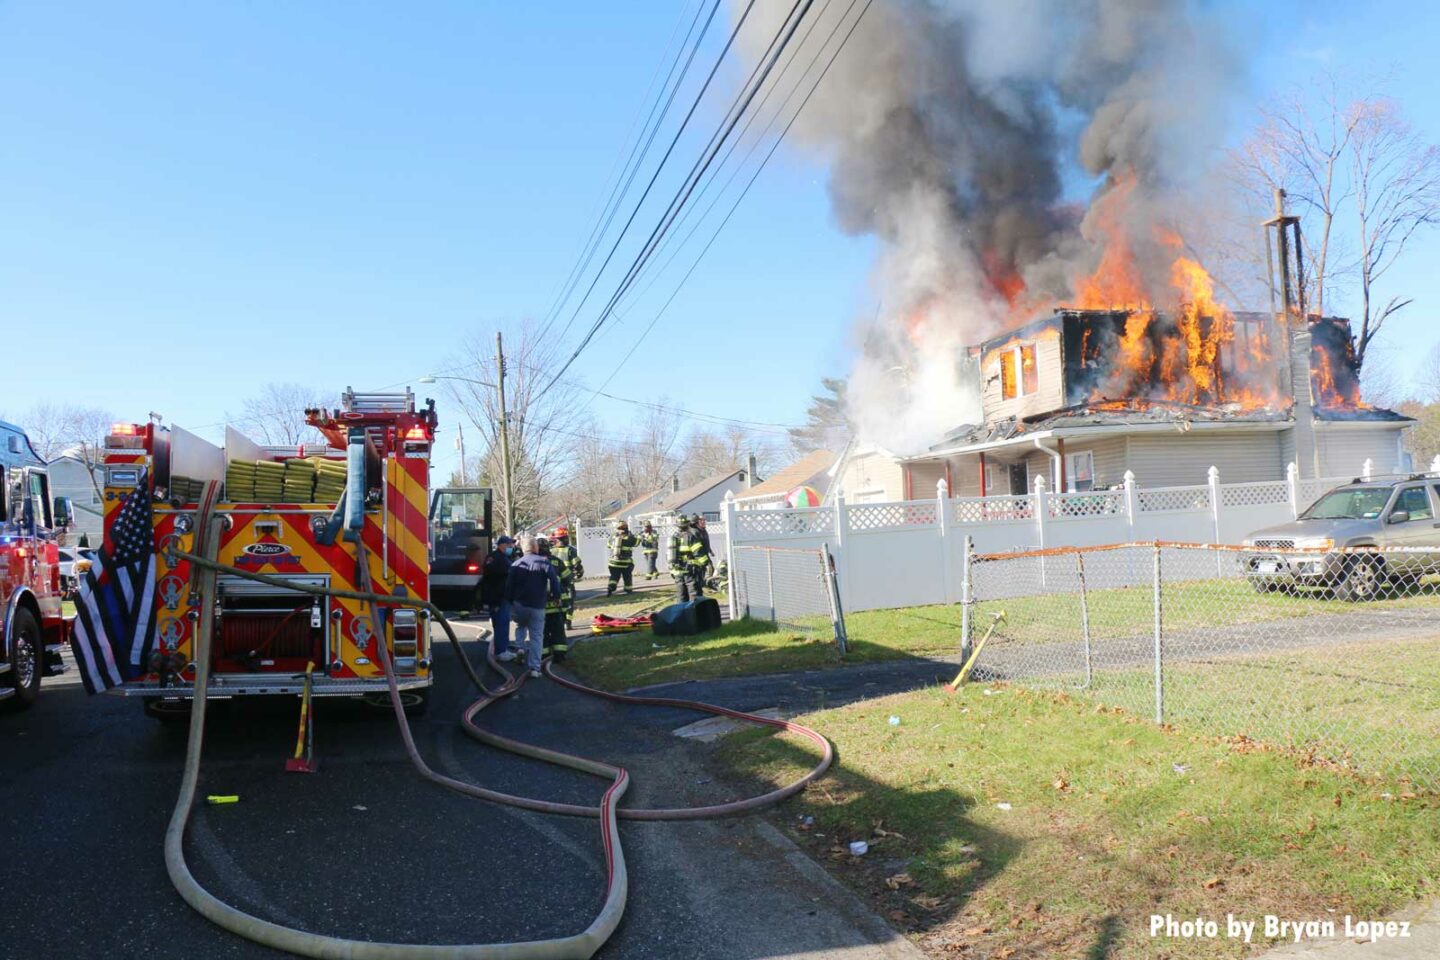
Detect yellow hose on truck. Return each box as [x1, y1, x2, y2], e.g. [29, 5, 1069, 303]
[163, 485, 834, 958]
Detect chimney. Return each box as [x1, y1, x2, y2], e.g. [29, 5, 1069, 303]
[747, 453, 758, 488]
[1289, 322, 1320, 479]
[671, 475, 681, 493]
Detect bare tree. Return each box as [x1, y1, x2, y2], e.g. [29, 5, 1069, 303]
[788, 377, 851, 455]
[17, 403, 116, 460]
[232, 383, 331, 446]
[1349, 99, 1440, 366]
[680, 425, 780, 486]
[442, 322, 582, 531]
[1229, 75, 1361, 318]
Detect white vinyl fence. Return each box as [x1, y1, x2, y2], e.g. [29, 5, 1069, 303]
[721, 462, 1366, 616]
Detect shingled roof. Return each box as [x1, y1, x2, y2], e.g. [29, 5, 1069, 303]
[737, 449, 836, 501]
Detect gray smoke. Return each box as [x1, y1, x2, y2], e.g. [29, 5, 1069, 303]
[735, 0, 1233, 453]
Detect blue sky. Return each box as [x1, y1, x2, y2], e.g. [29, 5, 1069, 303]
[3, 1, 1438, 480]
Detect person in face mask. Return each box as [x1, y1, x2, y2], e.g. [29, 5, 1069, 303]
[481, 535, 517, 661]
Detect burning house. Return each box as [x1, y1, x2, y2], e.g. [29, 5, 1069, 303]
[835, 308, 1411, 503]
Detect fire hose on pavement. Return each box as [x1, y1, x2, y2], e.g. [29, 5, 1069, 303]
[164, 501, 834, 959]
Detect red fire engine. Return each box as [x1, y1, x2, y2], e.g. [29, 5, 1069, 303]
[103, 390, 445, 717]
[2, 420, 74, 708]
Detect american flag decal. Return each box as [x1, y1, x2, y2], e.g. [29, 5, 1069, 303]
[69, 470, 159, 694]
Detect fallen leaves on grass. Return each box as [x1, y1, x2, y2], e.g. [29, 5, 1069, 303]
[885, 872, 914, 890]
[1202, 877, 1224, 890]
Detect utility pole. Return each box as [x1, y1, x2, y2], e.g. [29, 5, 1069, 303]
[454, 422, 467, 485]
[496, 331, 515, 534]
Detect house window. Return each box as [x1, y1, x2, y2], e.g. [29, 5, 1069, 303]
[1066, 451, 1095, 492]
[999, 344, 1038, 400]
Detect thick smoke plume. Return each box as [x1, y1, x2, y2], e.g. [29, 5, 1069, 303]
[736, 0, 1233, 453]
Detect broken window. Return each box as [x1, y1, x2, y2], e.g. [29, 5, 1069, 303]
[1000, 345, 1037, 400]
[1066, 450, 1095, 492]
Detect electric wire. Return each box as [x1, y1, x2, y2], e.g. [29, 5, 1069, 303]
[539, 0, 818, 398]
[535, 0, 722, 344]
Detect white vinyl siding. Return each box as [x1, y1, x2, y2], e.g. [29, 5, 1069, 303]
[908, 460, 947, 498]
[1317, 426, 1407, 478]
[839, 451, 905, 502]
[981, 333, 1064, 422]
[1123, 431, 1285, 485]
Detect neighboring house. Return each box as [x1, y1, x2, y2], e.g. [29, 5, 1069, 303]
[47, 447, 106, 545]
[604, 487, 668, 524]
[835, 310, 1412, 502]
[640, 467, 757, 523]
[734, 449, 838, 508]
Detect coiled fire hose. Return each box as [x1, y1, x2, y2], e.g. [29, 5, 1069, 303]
[164, 497, 834, 958]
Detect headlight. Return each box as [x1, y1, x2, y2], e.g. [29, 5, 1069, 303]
[1295, 537, 1334, 550]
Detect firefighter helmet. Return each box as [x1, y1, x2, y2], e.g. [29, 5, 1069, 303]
[553, 526, 569, 539]
[615, 520, 629, 531]
[676, 514, 691, 528]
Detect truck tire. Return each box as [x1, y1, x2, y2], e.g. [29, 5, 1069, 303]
[5, 607, 42, 710]
[143, 697, 193, 722]
[1334, 555, 1382, 602]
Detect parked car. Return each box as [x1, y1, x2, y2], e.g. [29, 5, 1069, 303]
[57, 546, 96, 599]
[1241, 475, 1440, 601]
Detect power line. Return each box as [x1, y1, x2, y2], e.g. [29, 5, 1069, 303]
[548, 0, 762, 348]
[539, 0, 819, 396]
[535, 0, 721, 343]
[597, 0, 873, 382]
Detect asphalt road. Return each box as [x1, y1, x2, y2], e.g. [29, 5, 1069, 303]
[1, 610, 920, 960]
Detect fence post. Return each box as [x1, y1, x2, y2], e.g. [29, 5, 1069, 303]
[1033, 475, 1049, 550]
[765, 549, 776, 623]
[959, 534, 974, 664]
[1431, 455, 1440, 475]
[1207, 465, 1224, 575]
[937, 478, 955, 604]
[1076, 550, 1092, 689]
[833, 493, 849, 610]
[1362, 457, 1374, 481]
[723, 491, 739, 621]
[1123, 470, 1138, 537]
[1152, 542, 1164, 725]
[821, 543, 848, 656]
[1286, 461, 1300, 519]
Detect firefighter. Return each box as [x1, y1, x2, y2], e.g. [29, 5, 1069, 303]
[538, 537, 570, 662]
[639, 521, 660, 580]
[551, 526, 583, 628]
[668, 514, 710, 602]
[607, 520, 638, 596]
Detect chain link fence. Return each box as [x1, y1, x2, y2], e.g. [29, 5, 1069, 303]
[963, 542, 1440, 787]
[732, 544, 848, 654]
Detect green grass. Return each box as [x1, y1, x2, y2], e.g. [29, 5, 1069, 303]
[568, 603, 969, 690]
[976, 576, 1440, 646]
[719, 683, 1440, 959]
[1041, 637, 1440, 783]
[568, 576, 1440, 692]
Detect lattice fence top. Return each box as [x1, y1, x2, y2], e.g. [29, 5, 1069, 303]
[1296, 477, 1351, 509]
[1220, 481, 1291, 508]
[954, 495, 1034, 523]
[733, 506, 833, 538]
[580, 526, 610, 542]
[1136, 485, 1211, 513]
[1048, 490, 1125, 519]
[847, 500, 938, 531]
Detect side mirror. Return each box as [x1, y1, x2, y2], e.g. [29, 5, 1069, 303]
[53, 496, 73, 529]
[1388, 510, 1410, 525]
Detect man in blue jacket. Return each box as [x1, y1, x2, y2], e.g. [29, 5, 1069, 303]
[504, 535, 563, 678]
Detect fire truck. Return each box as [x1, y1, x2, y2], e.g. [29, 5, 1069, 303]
[104, 390, 457, 718]
[1, 420, 73, 709]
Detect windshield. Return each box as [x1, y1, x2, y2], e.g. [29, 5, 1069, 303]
[430, 489, 491, 559]
[1300, 488, 1392, 520]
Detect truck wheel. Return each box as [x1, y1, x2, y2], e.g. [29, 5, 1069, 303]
[362, 688, 429, 717]
[1334, 555, 1382, 602]
[5, 608, 42, 709]
[142, 697, 192, 722]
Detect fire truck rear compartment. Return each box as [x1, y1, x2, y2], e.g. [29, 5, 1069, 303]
[215, 574, 330, 670]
